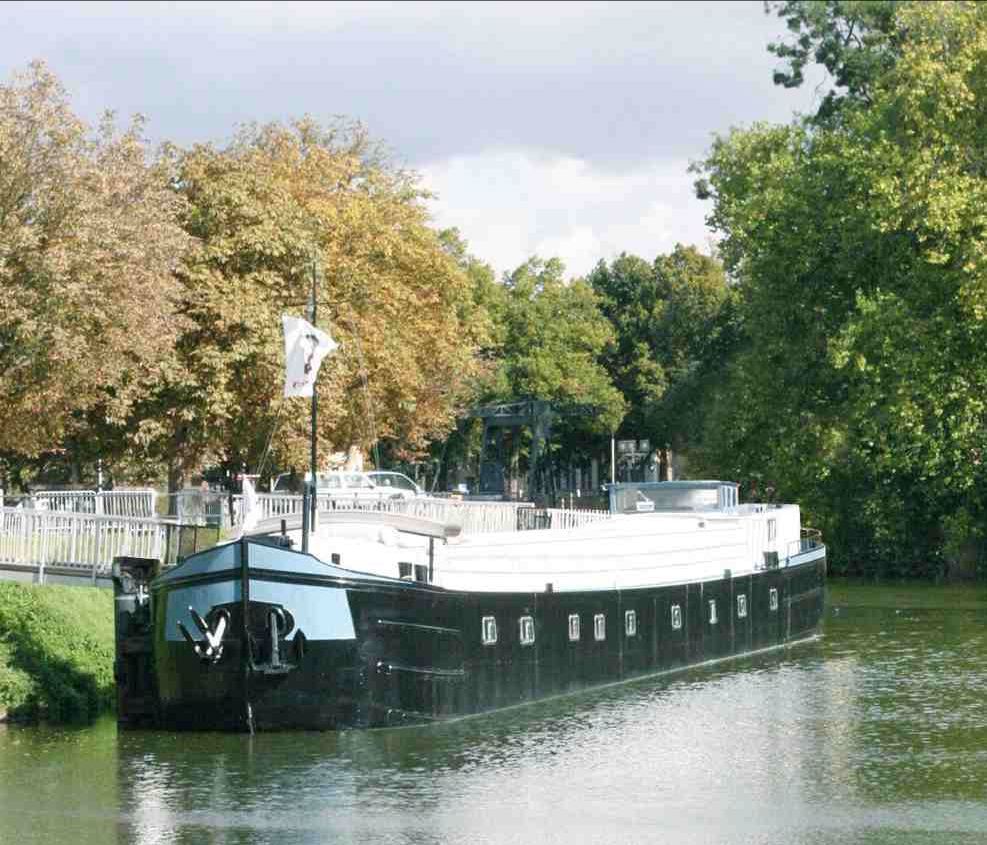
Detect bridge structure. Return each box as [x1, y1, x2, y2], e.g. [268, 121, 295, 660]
[470, 400, 596, 499]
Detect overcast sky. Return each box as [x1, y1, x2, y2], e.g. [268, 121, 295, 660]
[2, 0, 824, 278]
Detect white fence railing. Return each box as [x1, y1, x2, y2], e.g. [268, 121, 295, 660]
[0, 497, 613, 583]
[31, 489, 158, 518]
[0, 507, 218, 581]
[541, 507, 612, 530]
[233, 494, 611, 535]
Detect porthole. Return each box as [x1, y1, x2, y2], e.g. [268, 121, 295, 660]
[769, 588, 779, 612]
[737, 594, 748, 619]
[568, 613, 580, 642]
[594, 613, 606, 641]
[481, 615, 498, 645]
[671, 604, 682, 630]
[625, 609, 637, 637]
[708, 599, 718, 625]
[519, 615, 535, 646]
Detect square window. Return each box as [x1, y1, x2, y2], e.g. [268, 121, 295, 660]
[625, 609, 637, 637]
[568, 613, 580, 642]
[481, 615, 498, 645]
[769, 588, 779, 612]
[737, 594, 748, 619]
[594, 613, 606, 641]
[519, 615, 535, 646]
[708, 599, 718, 625]
[671, 604, 682, 630]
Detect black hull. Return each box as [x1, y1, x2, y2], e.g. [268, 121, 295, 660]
[116, 540, 826, 731]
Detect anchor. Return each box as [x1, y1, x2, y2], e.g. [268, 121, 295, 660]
[177, 607, 230, 664]
[248, 604, 304, 676]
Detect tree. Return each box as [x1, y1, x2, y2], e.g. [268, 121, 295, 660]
[489, 257, 626, 433]
[126, 120, 485, 491]
[589, 246, 736, 472]
[694, 1, 987, 577]
[0, 62, 191, 467]
[765, 0, 904, 123]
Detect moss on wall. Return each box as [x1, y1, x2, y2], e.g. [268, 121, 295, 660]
[0, 583, 114, 722]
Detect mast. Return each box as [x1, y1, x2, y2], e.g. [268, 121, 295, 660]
[302, 255, 319, 553]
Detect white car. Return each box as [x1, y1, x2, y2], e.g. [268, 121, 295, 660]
[272, 470, 421, 502]
[365, 471, 424, 500]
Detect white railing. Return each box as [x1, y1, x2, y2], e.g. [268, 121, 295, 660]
[233, 494, 611, 535]
[542, 507, 611, 530]
[0, 507, 167, 578]
[0, 506, 221, 580]
[31, 489, 158, 518]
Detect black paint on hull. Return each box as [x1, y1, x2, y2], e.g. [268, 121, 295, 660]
[130, 545, 827, 731]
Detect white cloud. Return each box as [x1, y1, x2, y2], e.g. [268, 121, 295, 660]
[420, 149, 712, 278]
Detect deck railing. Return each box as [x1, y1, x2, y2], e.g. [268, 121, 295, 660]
[233, 494, 611, 535]
[787, 528, 824, 560]
[0, 496, 613, 583]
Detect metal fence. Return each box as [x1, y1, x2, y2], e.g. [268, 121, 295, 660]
[0, 507, 220, 583]
[30, 489, 158, 518]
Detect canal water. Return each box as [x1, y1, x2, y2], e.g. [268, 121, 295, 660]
[2, 585, 987, 845]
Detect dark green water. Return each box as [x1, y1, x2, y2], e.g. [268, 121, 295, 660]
[3, 587, 987, 845]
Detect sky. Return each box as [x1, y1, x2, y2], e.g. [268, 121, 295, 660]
[1, 0, 825, 278]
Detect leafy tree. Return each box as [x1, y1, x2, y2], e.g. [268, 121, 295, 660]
[127, 120, 485, 490]
[589, 246, 737, 471]
[0, 62, 191, 466]
[488, 257, 626, 433]
[694, 1, 987, 577]
[765, 0, 904, 123]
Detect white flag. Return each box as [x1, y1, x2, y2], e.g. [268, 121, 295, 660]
[282, 314, 338, 398]
[240, 476, 260, 534]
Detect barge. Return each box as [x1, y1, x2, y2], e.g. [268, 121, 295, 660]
[113, 480, 826, 731]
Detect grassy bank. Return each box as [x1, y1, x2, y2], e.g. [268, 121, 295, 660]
[0, 582, 114, 722]
[827, 579, 987, 610]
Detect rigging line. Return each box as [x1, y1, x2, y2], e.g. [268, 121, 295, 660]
[255, 399, 286, 482]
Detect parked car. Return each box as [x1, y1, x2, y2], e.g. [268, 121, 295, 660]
[365, 471, 424, 500]
[271, 470, 420, 502]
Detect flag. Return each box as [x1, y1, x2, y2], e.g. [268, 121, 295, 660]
[240, 476, 260, 534]
[282, 314, 338, 398]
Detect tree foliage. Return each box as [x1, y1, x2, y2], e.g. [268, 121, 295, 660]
[695, 1, 987, 576]
[0, 62, 191, 459]
[485, 257, 626, 434]
[590, 246, 737, 454]
[765, 0, 904, 123]
[128, 121, 487, 486]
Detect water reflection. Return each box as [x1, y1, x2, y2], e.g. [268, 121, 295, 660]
[3, 602, 987, 844]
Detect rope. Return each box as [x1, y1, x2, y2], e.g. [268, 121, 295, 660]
[255, 399, 286, 481]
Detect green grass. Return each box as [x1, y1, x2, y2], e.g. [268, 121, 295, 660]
[828, 578, 987, 610]
[0, 582, 114, 722]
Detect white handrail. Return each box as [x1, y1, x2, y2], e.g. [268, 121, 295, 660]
[231, 494, 611, 535]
